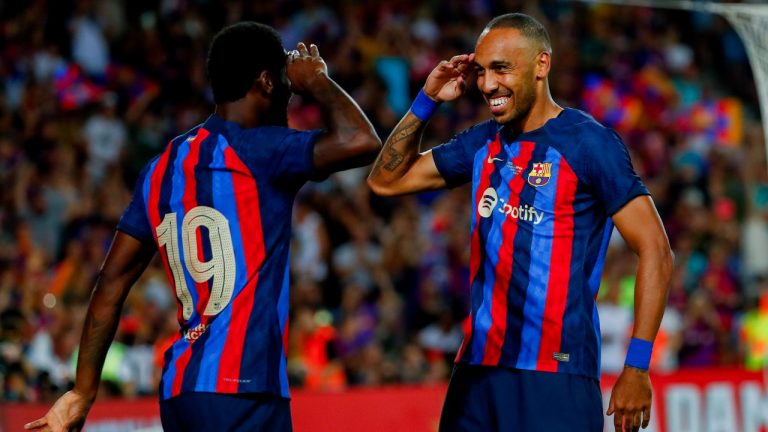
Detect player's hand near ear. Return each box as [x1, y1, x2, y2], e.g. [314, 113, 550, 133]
[286, 42, 328, 94]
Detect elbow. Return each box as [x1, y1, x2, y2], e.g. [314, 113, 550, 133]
[343, 130, 381, 165]
[357, 132, 382, 164]
[652, 242, 675, 289]
[366, 177, 399, 197]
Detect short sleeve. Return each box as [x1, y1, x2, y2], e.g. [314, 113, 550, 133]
[116, 163, 154, 244]
[432, 121, 495, 188]
[265, 128, 324, 182]
[581, 128, 650, 215]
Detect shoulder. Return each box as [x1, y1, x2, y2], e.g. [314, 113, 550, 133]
[441, 119, 499, 152]
[463, 119, 499, 142]
[552, 109, 628, 168]
[242, 126, 320, 142]
[558, 108, 619, 147]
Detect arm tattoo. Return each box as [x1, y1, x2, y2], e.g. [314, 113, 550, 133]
[383, 146, 405, 171]
[373, 118, 422, 175]
[389, 119, 421, 146]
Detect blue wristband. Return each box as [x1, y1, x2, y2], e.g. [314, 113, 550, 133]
[625, 337, 653, 370]
[410, 89, 439, 121]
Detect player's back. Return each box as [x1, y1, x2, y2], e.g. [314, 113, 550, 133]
[118, 114, 322, 400]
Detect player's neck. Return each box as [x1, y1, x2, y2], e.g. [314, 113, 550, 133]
[511, 96, 562, 135]
[215, 101, 259, 128]
[215, 98, 286, 129]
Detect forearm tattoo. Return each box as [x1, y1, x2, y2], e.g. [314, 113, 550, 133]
[374, 118, 422, 174]
[383, 146, 405, 171]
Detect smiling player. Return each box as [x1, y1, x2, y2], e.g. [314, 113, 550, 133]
[368, 13, 673, 432]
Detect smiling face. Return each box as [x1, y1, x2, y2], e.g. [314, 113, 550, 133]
[474, 27, 545, 126]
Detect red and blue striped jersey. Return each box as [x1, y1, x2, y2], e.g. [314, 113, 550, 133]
[432, 108, 649, 380]
[117, 114, 322, 400]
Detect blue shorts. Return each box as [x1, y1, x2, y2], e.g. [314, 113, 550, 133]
[439, 363, 603, 432]
[159, 392, 292, 432]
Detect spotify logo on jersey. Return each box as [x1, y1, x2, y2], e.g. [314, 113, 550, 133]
[478, 187, 498, 218]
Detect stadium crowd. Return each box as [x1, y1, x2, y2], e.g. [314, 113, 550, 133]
[1, 0, 767, 402]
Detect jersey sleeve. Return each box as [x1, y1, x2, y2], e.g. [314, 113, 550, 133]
[432, 121, 495, 188]
[263, 127, 324, 182]
[580, 128, 650, 215]
[116, 162, 155, 244]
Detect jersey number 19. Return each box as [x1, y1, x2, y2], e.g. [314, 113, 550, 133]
[155, 206, 236, 320]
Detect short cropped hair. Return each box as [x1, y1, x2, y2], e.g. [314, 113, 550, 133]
[207, 22, 286, 103]
[485, 13, 551, 52]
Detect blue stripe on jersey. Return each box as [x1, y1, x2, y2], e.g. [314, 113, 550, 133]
[170, 138, 202, 324]
[499, 143, 548, 365]
[468, 144, 504, 363]
[194, 135, 242, 391]
[163, 340, 187, 399]
[477, 142, 522, 361]
[592, 303, 601, 376]
[181, 132, 215, 393]
[516, 148, 563, 370]
[277, 266, 291, 395]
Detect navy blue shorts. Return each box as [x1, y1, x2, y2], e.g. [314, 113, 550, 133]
[439, 363, 604, 432]
[159, 392, 292, 432]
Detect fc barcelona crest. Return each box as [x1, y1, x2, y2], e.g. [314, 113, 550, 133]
[527, 162, 552, 187]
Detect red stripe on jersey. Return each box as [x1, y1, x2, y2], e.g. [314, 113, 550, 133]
[216, 146, 265, 393]
[481, 142, 535, 365]
[536, 158, 578, 371]
[171, 348, 192, 396]
[167, 129, 210, 398]
[469, 136, 503, 287]
[181, 129, 211, 321]
[148, 143, 181, 323]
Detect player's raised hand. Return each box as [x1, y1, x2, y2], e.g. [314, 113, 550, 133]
[423, 54, 475, 102]
[607, 367, 652, 432]
[286, 42, 328, 94]
[24, 390, 93, 432]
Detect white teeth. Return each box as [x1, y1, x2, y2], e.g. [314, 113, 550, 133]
[490, 97, 509, 107]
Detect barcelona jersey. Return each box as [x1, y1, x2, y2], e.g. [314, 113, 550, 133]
[432, 108, 649, 380]
[117, 114, 322, 400]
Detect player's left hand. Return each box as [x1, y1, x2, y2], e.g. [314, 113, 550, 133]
[24, 390, 93, 432]
[286, 42, 328, 94]
[607, 366, 652, 432]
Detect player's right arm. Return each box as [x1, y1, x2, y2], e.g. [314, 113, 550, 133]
[25, 233, 155, 432]
[287, 42, 381, 174]
[367, 54, 474, 196]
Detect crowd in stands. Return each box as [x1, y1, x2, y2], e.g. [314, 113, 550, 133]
[1, 0, 767, 402]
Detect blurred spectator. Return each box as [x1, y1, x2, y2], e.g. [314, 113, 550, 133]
[739, 278, 768, 371]
[597, 265, 632, 374]
[83, 94, 127, 183]
[678, 290, 727, 367]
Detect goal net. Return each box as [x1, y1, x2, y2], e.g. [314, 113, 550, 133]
[578, 0, 768, 166]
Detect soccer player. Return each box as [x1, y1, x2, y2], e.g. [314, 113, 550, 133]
[368, 13, 672, 432]
[26, 22, 380, 432]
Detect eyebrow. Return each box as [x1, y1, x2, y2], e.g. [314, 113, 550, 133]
[475, 60, 513, 69]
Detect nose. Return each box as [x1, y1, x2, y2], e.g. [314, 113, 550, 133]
[479, 72, 498, 95]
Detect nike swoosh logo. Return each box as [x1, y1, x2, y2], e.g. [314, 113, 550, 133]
[487, 156, 503, 164]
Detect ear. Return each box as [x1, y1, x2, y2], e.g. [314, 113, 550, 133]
[535, 51, 551, 80]
[257, 70, 274, 95]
